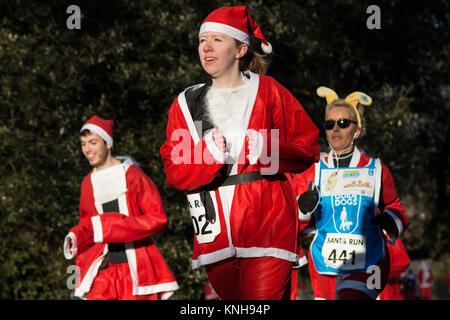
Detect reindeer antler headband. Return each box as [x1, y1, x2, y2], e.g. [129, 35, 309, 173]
[316, 86, 372, 128]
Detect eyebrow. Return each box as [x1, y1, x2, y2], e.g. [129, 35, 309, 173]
[200, 33, 226, 39]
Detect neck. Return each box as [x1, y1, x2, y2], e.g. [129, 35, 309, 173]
[95, 154, 121, 171]
[331, 145, 355, 158]
[211, 68, 244, 89]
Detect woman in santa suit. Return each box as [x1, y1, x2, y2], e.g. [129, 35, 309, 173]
[293, 87, 410, 300]
[160, 6, 320, 299]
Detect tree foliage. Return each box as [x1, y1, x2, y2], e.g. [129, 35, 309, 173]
[0, 0, 448, 299]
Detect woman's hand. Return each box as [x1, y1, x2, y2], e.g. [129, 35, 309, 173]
[212, 127, 226, 153]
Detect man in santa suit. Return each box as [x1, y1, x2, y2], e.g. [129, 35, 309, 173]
[418, 260, 433, 300]
[160, 6, 319, 299]
[63, 115, 179, 300]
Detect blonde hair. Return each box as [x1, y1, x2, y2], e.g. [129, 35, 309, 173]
[235, 40, 269, 75]
[325, 99, 366, 138]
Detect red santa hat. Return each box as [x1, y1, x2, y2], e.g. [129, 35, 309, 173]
[199, 6, 272, 54]
[80, 115, 114, 147]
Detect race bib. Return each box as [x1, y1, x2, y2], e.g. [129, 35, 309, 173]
[187, 193, 221, 244]
[320, 168, 375, 197]
[322, 233, 366, 270]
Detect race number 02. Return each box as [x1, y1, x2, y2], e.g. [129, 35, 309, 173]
[191, 214, 213, 236]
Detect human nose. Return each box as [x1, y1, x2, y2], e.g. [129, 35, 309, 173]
[82, 144, 90, 154]
[202, 40, 213, 52]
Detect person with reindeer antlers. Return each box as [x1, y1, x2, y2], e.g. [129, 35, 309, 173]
[292, 87, 409, 300]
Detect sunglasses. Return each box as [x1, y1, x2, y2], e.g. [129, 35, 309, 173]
[324, 118, 357, 130]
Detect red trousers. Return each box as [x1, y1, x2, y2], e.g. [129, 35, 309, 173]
[205, 257, 293, 300]
[86, 263, 159, 300]
[420, 287, 432, 300]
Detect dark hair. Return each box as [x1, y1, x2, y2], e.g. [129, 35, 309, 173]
[80, 129, 107, 145]
[80, 128, 91, 137]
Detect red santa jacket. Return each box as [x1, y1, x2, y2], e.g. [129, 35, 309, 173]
[292, 148, 410, 240]
[160, 71, 320, 269]
[63, 157, 179, 299]
[378, 239, 410, 300]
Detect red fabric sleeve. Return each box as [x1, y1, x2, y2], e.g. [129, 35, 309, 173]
[68, 177, 95, 255]
[387, 239, 410, 279]
[160, 97, 225, 192]
[379, 161, 410, 236]
[258, 79, 320, 174]
[95, 167, 168, 243]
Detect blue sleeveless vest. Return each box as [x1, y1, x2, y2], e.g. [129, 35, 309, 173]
[310, 156, 385, 275]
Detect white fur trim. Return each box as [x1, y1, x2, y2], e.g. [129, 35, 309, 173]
[63, 232, 77, 259]
[192, 247, 236, 269]
[191, 246, 298, 269]
[91, 216, 103, 243]
[384, 209, 403, 237]
[261, 41, 272, 54]
[124, 242, 179, 296]
[135, 281, 179, 297]
[91, 163, 128, 208]
[301, 227, 317, 235]
[199, 22, 250, 45]
[349, 147, 361, 167]
[235, 246, 298, 262]
[74, 245, 108, 299]
[298, 209, 312, 221]
[373, 158, 382, 214]
[80, 123, 113, 147]
[297, 255, 308, 268]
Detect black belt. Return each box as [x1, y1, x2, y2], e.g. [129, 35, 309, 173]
[99, 243, 127, 270]
[200, 171, 286, 191]
[197, 172, 286, 224]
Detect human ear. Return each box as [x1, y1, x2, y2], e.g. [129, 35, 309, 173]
[236, 44, 248, 59]
[354, 128, 362, 140]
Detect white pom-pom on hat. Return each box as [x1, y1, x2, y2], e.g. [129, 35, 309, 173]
[261, 41, 272, 54]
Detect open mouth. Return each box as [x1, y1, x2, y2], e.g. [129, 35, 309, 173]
[204, 57, 216, 63]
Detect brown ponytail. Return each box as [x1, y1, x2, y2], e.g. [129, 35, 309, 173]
[235, 40, 270, 75]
